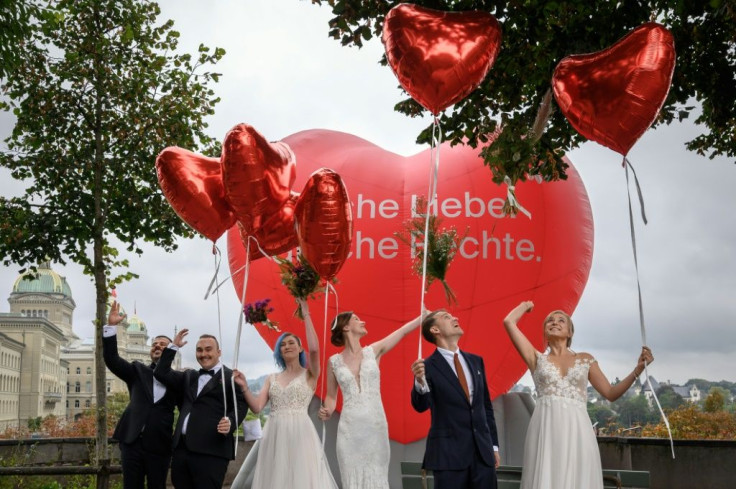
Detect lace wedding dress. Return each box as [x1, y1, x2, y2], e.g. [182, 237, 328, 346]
[234, 370, 338, 489]
[330, 346, 390, 489]
[521, 352, 603, 489]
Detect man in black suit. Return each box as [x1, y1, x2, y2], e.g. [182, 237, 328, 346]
[410, 309, 500, 489]
[103, 301, 180, 489]
[154, 328, 248, 489]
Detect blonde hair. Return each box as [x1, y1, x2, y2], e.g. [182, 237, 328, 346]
[544, 310, 574, 347]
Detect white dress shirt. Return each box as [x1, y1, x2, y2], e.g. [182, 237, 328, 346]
[103, 325, 167, 403]
[166, 343, 223, 434]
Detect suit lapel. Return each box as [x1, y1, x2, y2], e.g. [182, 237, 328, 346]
[198, 368, 225, 398]
[141, 366, 155, 403]
[430, 350, 470, 404]
[189, 370, 199, 399]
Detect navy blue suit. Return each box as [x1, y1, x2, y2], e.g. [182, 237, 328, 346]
[411, 349, 499, 489]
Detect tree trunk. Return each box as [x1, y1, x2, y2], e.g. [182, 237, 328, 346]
[92, 4, 109, 488]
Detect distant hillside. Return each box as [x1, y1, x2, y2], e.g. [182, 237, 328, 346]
[686, 379, 736, 396]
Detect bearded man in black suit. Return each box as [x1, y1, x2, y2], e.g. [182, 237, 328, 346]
[103, 301, 180, 489]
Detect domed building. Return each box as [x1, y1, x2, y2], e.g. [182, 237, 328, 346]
[9, 261, 78, 342]
[0, 262, 179, 429]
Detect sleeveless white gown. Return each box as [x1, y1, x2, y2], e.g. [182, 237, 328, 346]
[521, 352, 603, 489]
[237, 370, 338, 489]
[330, 346, 390, 489]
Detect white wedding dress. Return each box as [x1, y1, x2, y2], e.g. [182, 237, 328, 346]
[330, 346, 390, 489]
[235, 370, 338, 489]
[521, 352, 603, 489]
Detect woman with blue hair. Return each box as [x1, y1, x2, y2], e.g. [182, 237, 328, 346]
[232, 298, 338, 489]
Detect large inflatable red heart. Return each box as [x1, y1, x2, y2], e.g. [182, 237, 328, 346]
[228, 129, 593, 443]
[382, 3, 502, 115]
[552, 22, 676, 156]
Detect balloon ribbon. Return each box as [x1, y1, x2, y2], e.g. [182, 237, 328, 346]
[624, 156, 674, 458]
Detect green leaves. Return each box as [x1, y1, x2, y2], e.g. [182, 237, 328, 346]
[0, 0, 224, 281]
[317, 0, 736, 182]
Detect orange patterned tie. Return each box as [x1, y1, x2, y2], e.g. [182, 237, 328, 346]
[454, 353, 470, 401]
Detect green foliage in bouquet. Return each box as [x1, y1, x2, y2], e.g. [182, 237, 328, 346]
[395, 196, 467, 305]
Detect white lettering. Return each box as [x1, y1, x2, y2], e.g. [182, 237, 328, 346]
[441, 198, 462, 218]
[377, 238, 399, 259]
[355, 231, 374, 259]
[517, 239, 535, 261]
[379, 199, 399, 219]
[459, 236, 479, 259]
[357, 194, 376, 219]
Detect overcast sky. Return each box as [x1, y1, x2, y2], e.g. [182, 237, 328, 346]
[1, 0, 734, 387]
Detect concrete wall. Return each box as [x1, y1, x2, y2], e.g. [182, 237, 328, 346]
[2, 436, 735, 489]
[598, 437, 736, 489]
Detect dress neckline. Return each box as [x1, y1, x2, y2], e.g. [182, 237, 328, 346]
[338, 346, 371, 394]
[274, 369, 305, 390]
[541, 352, 580, 379]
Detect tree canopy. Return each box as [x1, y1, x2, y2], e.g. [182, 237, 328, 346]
[312, 0, 736, 185]
[0, 1, 224, 485]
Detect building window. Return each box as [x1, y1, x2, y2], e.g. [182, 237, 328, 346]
[76, 367, 80, 375]
[86, 381, 92, 393]
[66, 382, 70, 393]
[75, 382, 80, 393]
[86, 367, 91, 375]
[74, 400, 79, 408]
[66, 400, 68, 408]
[85, 400, 91, 408]
[44, 310, 49, 318]
[106, 382, 111, 393]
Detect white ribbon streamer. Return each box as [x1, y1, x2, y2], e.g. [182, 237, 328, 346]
[624, 157, 674, 458]
[503, 176, 532, 219]
[417, 117, 442, 360]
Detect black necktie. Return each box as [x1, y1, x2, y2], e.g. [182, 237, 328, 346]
[199, 368, 214, 376]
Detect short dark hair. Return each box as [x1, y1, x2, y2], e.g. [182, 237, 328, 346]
[198, 334, 219, 349]
[153, 335, 172, 343]
[330, 311, 354, 347]
[421, 309, 447, 345]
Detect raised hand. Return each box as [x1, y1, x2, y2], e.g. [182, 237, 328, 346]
[107, 300, 126, 326]
[635, 346, 654, 376]
[173, 328, 189, 348]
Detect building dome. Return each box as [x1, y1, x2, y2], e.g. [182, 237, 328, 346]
[126, 314, 147, 333]
[12, 262, 73, 298]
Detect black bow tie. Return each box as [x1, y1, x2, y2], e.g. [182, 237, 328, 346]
[149, 363, 157, 370]
[199, 368, 215, 376]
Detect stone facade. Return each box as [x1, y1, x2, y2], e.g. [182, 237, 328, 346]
[0, 262, 179, 430]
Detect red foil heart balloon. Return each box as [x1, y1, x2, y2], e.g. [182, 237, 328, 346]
[221, 123, 297, 234]
[238, 191, 300, 261]
[552, 22, 676, 156]
[228, 129, 593, 444]
[382, 3, 502, 115]
[155, 147, 236, 242]
[295, 168, 353, 281]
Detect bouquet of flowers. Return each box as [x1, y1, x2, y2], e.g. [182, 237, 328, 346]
[244, 298, 280, 332]
[275, 253, 325, 319]
[395, 196, 467, 305]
